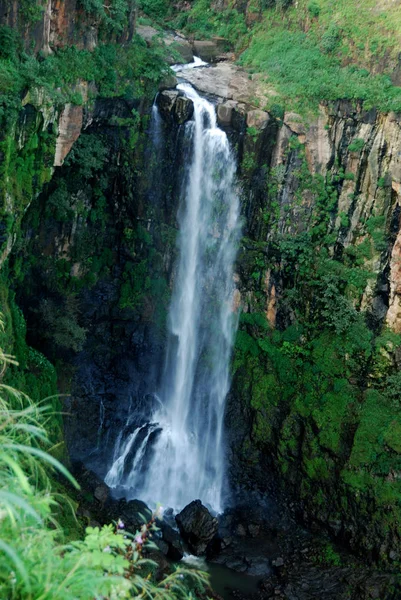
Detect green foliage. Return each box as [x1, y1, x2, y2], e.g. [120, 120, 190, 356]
[321, 23, 341, 53]
[0, 26, 22, 60]
[348, 138, 365, 152]
[233, 139, 401, 550]
[0, 328, 208, 599]
[172, 0, 248, 50]
[18, 0, 45, 23]
[240, 26, 401, 115]
[318, 542, 342, 566]
[139, 0, 169, 20]
[307, 1, 320, 18]
[78, 0, 132, 32]
[0, 31, 168, 110]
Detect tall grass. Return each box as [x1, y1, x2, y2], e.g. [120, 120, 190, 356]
[0, 319, 207, 599]
[240, 27, 401, 114]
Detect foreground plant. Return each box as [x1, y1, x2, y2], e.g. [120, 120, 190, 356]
[0, 326, 207, 599]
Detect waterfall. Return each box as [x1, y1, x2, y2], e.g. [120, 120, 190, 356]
[105, 83, 241, 512]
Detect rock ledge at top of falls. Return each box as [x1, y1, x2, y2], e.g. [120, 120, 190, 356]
[176, 500, 219, 556]
[178, 62, 277, 111]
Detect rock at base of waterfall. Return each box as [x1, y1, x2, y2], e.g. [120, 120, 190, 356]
[108, 498, 152, 534]
[156, 519, 184, 560]
[176, 500, 219, 555]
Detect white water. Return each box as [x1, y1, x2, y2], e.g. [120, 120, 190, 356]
[172, 55, 208, 72]
[105, 83, 241, 512]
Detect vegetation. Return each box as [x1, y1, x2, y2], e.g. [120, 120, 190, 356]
[168, 0, 401, 114]
[171, 0, 248, 51]
[233, 130, 401, 559]
[0, 327, 208, 598]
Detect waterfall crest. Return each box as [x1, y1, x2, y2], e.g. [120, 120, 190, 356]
[105, 83, 241, 512]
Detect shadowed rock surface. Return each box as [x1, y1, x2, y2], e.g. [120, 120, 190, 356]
[176, 500, 219, 555]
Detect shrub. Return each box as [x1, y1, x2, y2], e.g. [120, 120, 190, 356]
[307, 1, 320, 18]
[138, 0, 169, 20]
[321, 23, 341, 53]
[348, 138, 365, 152]
[78, 0, 130, 32]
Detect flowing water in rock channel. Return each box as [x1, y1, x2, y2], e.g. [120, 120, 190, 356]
[105, 82, 241, 513]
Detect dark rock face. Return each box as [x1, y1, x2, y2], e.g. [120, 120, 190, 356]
[176, 500, 219, 555]
[157, 520, 184, 560]
[14, 95, 187, 481]
[157, 90, 194, 124]
[107, 498, 152, 534]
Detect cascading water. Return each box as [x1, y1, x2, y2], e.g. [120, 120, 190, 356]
[105, 82, 241, 512]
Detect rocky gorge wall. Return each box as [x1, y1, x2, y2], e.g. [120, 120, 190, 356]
[3, 0, 401, 570]
[160, 61, 401, 563]
[0, 0, 135, 53]
[188, 68, 401, 563]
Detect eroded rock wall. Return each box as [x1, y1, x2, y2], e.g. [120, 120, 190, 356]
[228, 97, 401, 563]
[0, 0, 135, 53]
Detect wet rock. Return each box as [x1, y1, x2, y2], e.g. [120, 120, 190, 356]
[273, 557, 285, 568]
[217, 101, 237, 127]
[157, 90, 194, 124]
[157, 520, 184, 560]
[155, 538, 169, 555]
[157, 90, 179, 116]
[145, 550, 171, 581]
[108, 498, 152, 535]
[73, 462, 110, 501]
[247, 556, 271, 576]
[94, 483, 109, 505]
[248, 523, 260, 537]
[176, 500, 219, 555]
[175, 95, 194, 124]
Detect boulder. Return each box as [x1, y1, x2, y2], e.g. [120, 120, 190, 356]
[217, 101, 236, 127]
[175, 95, 194, 124]
[136, 24, 159, 43]
[284, 111, 306, 135]
[192, 40, 219, 63]
[107, 498, 152, 534]
[157, 520, 184, 560]
[136, 25, 193, 64]
[246, 109, 270, 131]
[176, 499, 218, 555]
[159, 74, 178, 91]
[157, 91, 194, 124]
[157, 90, 179, 117]
[165, 36, 194, 64]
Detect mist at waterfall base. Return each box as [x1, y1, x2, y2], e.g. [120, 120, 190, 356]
[104, 83, 241, 514]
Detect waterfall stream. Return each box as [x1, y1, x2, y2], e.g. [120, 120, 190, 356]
[105, 83, 241, 512]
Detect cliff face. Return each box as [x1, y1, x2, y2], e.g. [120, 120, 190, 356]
[244, 101, 401, 332]
[176, 63, 401, 562]
[178, 65, 401, 334]
[0, 0, 135, 53]
[216, 84, 401, 563]
[3, 3, 401, 565]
